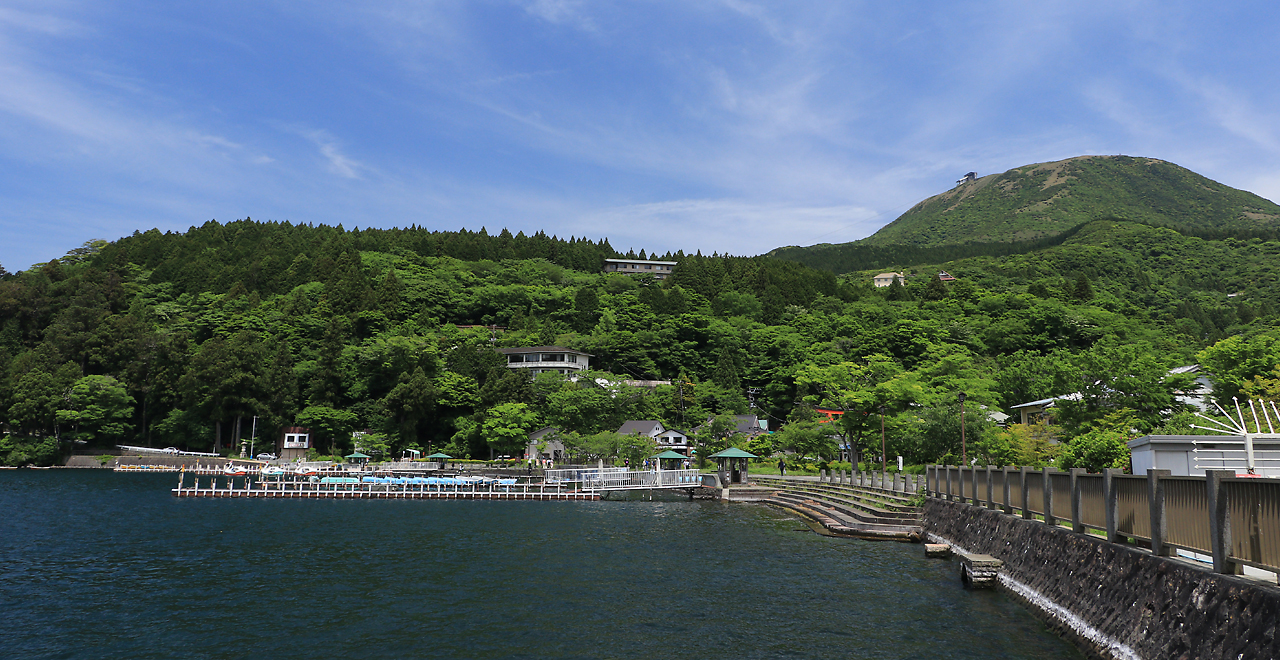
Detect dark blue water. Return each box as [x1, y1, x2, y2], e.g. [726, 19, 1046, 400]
[0, 471, 1081, 659]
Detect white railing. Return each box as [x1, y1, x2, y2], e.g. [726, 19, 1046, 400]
[579, 469, 703, 490]
[545, 467, 628, 483]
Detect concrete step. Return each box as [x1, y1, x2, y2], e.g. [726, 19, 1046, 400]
[773, 485, 922, 518]
[773, 491, 921, 526]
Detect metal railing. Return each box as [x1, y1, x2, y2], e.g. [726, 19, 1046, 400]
[544, 468, 702, 490]
[926, 464, 1280, 576]
[544, 467, 628, 483]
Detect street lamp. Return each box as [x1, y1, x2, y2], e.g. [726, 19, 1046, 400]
[879, 404, 887, 472]
[958, 392, 967, 466]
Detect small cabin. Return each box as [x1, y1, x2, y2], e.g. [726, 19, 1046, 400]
[279, 426, 312, 461]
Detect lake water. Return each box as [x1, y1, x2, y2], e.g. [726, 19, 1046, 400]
[0, 471, 1081, 659]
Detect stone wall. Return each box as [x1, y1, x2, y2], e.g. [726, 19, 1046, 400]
[924, 498, 1280, 660]
[63, 454, 251, 468]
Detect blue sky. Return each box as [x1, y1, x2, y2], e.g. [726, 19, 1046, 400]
[2, 1, 1279, 271]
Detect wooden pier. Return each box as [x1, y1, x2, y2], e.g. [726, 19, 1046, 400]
[172, 473, 600, 500]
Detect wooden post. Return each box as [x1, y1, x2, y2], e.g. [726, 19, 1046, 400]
[1020, 467, 1031, 519]
[1070, 468, 1084, 533]
[1001, 466, 1012, 514]
[1206, 470, 1240, 575]
[986, 465, 995, 509]
[1103, 468, 1119, 542]
[1146, 469, 1171, 557]
[1042, 467, 1055, 526]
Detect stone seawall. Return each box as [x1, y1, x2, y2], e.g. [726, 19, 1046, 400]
[924, 498, 1280, 660]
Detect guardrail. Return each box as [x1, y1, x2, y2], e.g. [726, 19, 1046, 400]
[926, 464, 1280, 577]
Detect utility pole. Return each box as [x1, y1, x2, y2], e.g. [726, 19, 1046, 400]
[958, 392, 967, 466]
[250, 415, 258, 459]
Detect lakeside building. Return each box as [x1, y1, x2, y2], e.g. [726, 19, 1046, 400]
[603, 258, 677, 279]
[278, 426, 312, 461]
[617, 420, 691, 456]
[525, 427, 566, 463]
[497, 346, 592, 376]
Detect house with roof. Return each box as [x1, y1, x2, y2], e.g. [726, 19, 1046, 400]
[496, 346, 591, 376]
[1009, 393, 1083, 426]
[873, 272, 905, 287]
[525, 427, 566, 463]
[616, 420, 691, 456]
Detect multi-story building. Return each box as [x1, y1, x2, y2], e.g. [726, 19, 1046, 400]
[603, 258, 677, 279]
[497, 346, 592, 376]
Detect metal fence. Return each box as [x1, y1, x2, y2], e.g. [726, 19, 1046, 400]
[926, 465, 1280, 576]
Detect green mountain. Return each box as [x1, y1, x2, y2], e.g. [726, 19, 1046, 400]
[869, 155, 1280, 245]
[769, 156, 1280, 272]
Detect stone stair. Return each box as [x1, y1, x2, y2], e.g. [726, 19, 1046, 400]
[752, 475, 924, 541]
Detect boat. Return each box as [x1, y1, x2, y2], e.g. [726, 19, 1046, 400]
[260, 465, 287, 477]
[294, 465, 320, 476]
[223, 464, 249, 476]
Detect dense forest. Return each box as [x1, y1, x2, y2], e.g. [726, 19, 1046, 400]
[3, 218, 1280, 472]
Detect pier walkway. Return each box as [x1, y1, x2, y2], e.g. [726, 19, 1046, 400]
[544, 468, 704, 492]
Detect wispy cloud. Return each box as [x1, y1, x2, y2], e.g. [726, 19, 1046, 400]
[520, 0, 598, 32]
[304, 130, 365, 179]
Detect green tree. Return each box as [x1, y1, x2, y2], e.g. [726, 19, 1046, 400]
[56, 375, 135, 445]
[481, 402, 540, 458]
[296, 406, 358, 455]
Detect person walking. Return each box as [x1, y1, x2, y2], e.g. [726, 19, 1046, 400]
[778, 457, 786, 476]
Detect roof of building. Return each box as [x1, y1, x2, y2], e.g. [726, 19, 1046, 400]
[708, 447, 758, 459]
[528, 426, 560, 441]
[1010, 393, 1083, 409]
[495, 346, 593, 356]
[617, 420, 663, 435]
[874, 272, 904, 278]
[652, 450, 687, 459]
[604, 258, 678, 265]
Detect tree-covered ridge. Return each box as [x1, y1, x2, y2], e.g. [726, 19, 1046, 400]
[3, 219, 1279, 473]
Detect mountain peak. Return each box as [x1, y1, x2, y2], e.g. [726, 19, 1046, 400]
[859, 155, 1280, 248]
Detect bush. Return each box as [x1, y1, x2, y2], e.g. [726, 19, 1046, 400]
[0, 435, 62, 467]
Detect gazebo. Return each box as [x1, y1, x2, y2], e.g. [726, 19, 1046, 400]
[345, 451, 370, 466]
[651, 449, 686, 470]
[707, 447, 757, 485]
[426, 452, 452, 468]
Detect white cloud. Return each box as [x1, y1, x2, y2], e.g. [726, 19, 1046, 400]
[0, 6, 87, 36]
[520, 0, 597, 32]
[306, 131, 364, 179]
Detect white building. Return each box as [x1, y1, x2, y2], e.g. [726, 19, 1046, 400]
[617, 420, 691, 456]
[497, 346, 592, 376]
[604, 258, 677, 279]
[873, 272, 905, 287]
[1129, 435, 1280, 477]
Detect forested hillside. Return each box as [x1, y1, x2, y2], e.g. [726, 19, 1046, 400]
[3, 219, 1279, 471]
